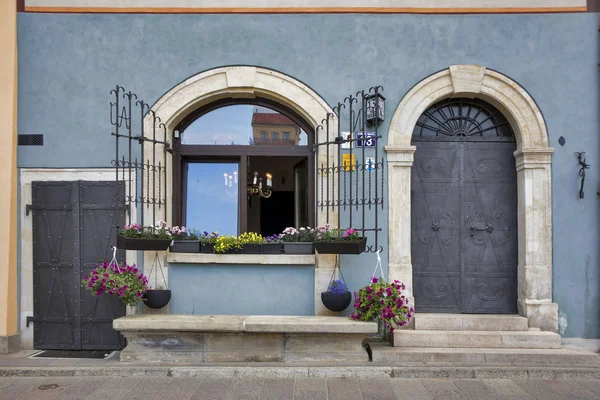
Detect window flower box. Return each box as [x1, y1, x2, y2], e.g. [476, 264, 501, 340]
[240, 244, 263, 254]
[314, 226, 367, 254]
[263, 243, 283, 254]
[314, 237, 367, 254]
[170, 240, 200, 253]
[117, 234, 171, 251]
[282, 242, 314, 254]
[201, 243, 215, 253]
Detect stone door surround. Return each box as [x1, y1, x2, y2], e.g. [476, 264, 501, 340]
[385, 65, 557, 332]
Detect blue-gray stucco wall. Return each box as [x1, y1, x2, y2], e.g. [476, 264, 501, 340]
[16, 13, 600, 338]
[168, 264, 314, 315]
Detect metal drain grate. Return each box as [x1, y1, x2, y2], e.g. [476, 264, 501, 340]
[31, 350, 112, 359]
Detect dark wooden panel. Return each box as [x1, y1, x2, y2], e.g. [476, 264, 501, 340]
[411, 142, 462, 313]
[32, 182, 80, 349]
[461, 142, 518, 314]
[79, 181, 126, 350]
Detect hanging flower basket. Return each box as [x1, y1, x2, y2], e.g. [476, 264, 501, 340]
[321, 259, 352, 312]
[314, 237, 367, 254]
[321, 291, 352, 312]
[143, 289, 172, 309]
[117, 234, 171, 251]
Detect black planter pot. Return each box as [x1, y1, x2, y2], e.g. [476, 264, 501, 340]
[143, 289, 171, 309]
[200, 243, 215, 253]
[314, 237, 367, 254]
[321, 291, 352, 312]
[282, 242, 314, 254]
[117, 234, 171, 251]
[170, 240, 200, 253]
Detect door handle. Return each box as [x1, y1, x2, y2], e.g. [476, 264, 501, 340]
[470, 224, 494, 233]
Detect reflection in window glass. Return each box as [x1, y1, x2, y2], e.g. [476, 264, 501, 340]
[182, 105, 308, 146]
[272, 132, 280, 141]
[186, 163, 238, 236]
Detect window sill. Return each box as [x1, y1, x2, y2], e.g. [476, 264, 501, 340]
[166, 253, 315, 265]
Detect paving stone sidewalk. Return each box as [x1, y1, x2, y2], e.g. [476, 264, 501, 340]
[2, 376, 600, 400]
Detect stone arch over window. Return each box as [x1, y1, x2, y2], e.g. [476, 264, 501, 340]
[385, 65, 557, 331]
[142, 66, 338, 315]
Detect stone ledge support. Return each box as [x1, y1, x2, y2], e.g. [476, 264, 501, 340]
[114, 315, 376, 363]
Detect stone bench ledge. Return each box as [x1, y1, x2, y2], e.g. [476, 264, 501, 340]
[113, 314, 377, 334]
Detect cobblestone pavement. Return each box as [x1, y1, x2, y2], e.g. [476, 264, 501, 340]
[2, 377, 600, 400]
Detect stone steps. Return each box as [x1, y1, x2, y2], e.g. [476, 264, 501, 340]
[392, 330, 561, 349]
[414, 314, 529, 331]
[371, 344, 600, 365]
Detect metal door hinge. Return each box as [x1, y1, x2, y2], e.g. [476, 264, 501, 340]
[26, 204, 73, 216]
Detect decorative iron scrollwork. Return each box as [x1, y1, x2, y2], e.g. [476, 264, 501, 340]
[576, 152, 590, 199]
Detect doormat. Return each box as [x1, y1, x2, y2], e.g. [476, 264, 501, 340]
[31, 350, 113, 359]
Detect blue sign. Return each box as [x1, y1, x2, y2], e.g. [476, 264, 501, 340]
[357, 131, 377, 147]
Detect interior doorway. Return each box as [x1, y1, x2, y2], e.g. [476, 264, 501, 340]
[248, 155, 308, 236]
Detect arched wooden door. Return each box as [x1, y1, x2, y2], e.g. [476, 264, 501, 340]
[411, 98, 518, 314]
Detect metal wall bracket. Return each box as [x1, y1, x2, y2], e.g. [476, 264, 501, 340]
[26, 316, 34, 327]
[576, 152, 590, 199]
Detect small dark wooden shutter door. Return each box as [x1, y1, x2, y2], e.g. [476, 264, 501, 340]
[80, 181, 126, 350]
[32, 181, 126, 350]
[32, 182, 80, 349]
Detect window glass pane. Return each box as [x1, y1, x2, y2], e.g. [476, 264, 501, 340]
[185, 163, 238, 236]
[182, 105, 308, 146]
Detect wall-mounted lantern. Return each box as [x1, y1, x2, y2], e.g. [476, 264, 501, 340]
[366, 92, 385, 127]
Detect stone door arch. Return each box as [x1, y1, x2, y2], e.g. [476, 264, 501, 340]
[385, 65, 557, 331]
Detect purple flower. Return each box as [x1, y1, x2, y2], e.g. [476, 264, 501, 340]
[372, 277, 378, 283]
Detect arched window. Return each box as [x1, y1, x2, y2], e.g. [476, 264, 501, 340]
[172, 100, 314, 236]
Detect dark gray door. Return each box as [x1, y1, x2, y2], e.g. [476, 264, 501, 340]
[32, 181, 126, 349]
[411, 98, 518, 314]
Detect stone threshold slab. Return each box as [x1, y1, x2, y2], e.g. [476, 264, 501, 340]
[114, 315, 377, 334]
[393, 330, 561, 349]
[371, 344, 600, 365]
[414, 313, 529, 331]
[1, 365, 600, 380]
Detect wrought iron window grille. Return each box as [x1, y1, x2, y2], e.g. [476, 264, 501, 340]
[314, 86, 385, 253]
[110, 85, 171, 230]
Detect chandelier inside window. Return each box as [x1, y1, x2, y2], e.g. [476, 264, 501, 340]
[247, 171, 273, 198]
